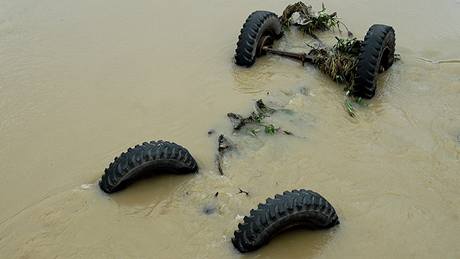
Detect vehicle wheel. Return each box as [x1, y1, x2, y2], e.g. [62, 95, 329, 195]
[232, 189, 339, 253]
[235, 11, 283, 67]
[353, 24, 396, 99]
[99, 140, 198, 193]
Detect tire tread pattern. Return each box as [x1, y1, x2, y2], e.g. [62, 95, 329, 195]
[353, 24, 396, 99]
[99, 141, 198, 193]
[235, 11, 282, 67]
[232, 189, 339, 253]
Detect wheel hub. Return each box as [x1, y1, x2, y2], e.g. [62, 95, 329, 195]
[256, 35, 274, 56]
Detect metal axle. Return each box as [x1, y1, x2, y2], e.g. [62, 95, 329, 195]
[262, 46, 314, 66]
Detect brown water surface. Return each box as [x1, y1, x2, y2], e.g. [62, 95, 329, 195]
[0, 0, 459, 258]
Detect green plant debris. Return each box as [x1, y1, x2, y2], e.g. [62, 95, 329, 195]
[248, 125, 293, 136]
[227, 100, 295, 137]
[280, 2, 365, 92]
[280, 2, 340, 35]
[227, 99, 276, 130]
[333, 37, 361, 55]
[308, 38, 360, 87]
[280, 2, 401, 98]
[264, 124, 277, 135]
[343, 96, 367, 118]
[344, 98, 356, 118]
[354, 96, 366, 106]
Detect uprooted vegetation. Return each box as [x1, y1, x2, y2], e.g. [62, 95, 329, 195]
[279, 2, 374, 116]
[280, 2, 361, 91]
[310, 37, 361, 88]
[215, 98, 301, 174]
[280, 2, 351, 36]
[227, 99, 293, 136]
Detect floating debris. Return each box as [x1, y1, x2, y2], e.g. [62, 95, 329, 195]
[216, 134, 235, 175]
[218, 134, 234, 153]
[282, 130, 294, 135]
[344, 98, 357, 118]
[255, 99, 276, 115]
[227, 112, 261, 130]
[279, 2, 399, 96]
[248, 128, 261, 137]
[227, 99, 297, 136]
[309, 37, 361, 87]
[237, 188, 249, 196]
[216, 157, 224, 175]
[264, 124, 277, 135]
[343, 95, 367, 118]
[280, 2, 340, 35]
[227, 99, 276, 130]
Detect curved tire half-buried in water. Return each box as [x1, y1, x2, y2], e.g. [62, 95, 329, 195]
[99, 140, 198, 193]
[232, 189, 339, 253]
[353, 24, 396, 99]
[234, 11, 283, 67]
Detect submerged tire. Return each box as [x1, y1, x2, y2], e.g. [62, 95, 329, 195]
[232, 189, 339, 253]
[99, 140, 198, 193]
[353, 24, 396, 99]
[235, 11, 283, 67]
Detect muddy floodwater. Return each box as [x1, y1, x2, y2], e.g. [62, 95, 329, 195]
[1, 0, 460, 258]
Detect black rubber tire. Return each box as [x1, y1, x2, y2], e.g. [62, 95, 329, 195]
[99, 140, 198, 193]
[232, 189, 339, 253]
[353, 24, 396, 99]
[235, 11, 283, 67]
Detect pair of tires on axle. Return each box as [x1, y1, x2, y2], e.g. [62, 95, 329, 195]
[98, 141, 339, 253]
[235, 11, 396, 99]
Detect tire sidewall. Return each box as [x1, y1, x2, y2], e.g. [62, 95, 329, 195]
[253, 16, 282, 58]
